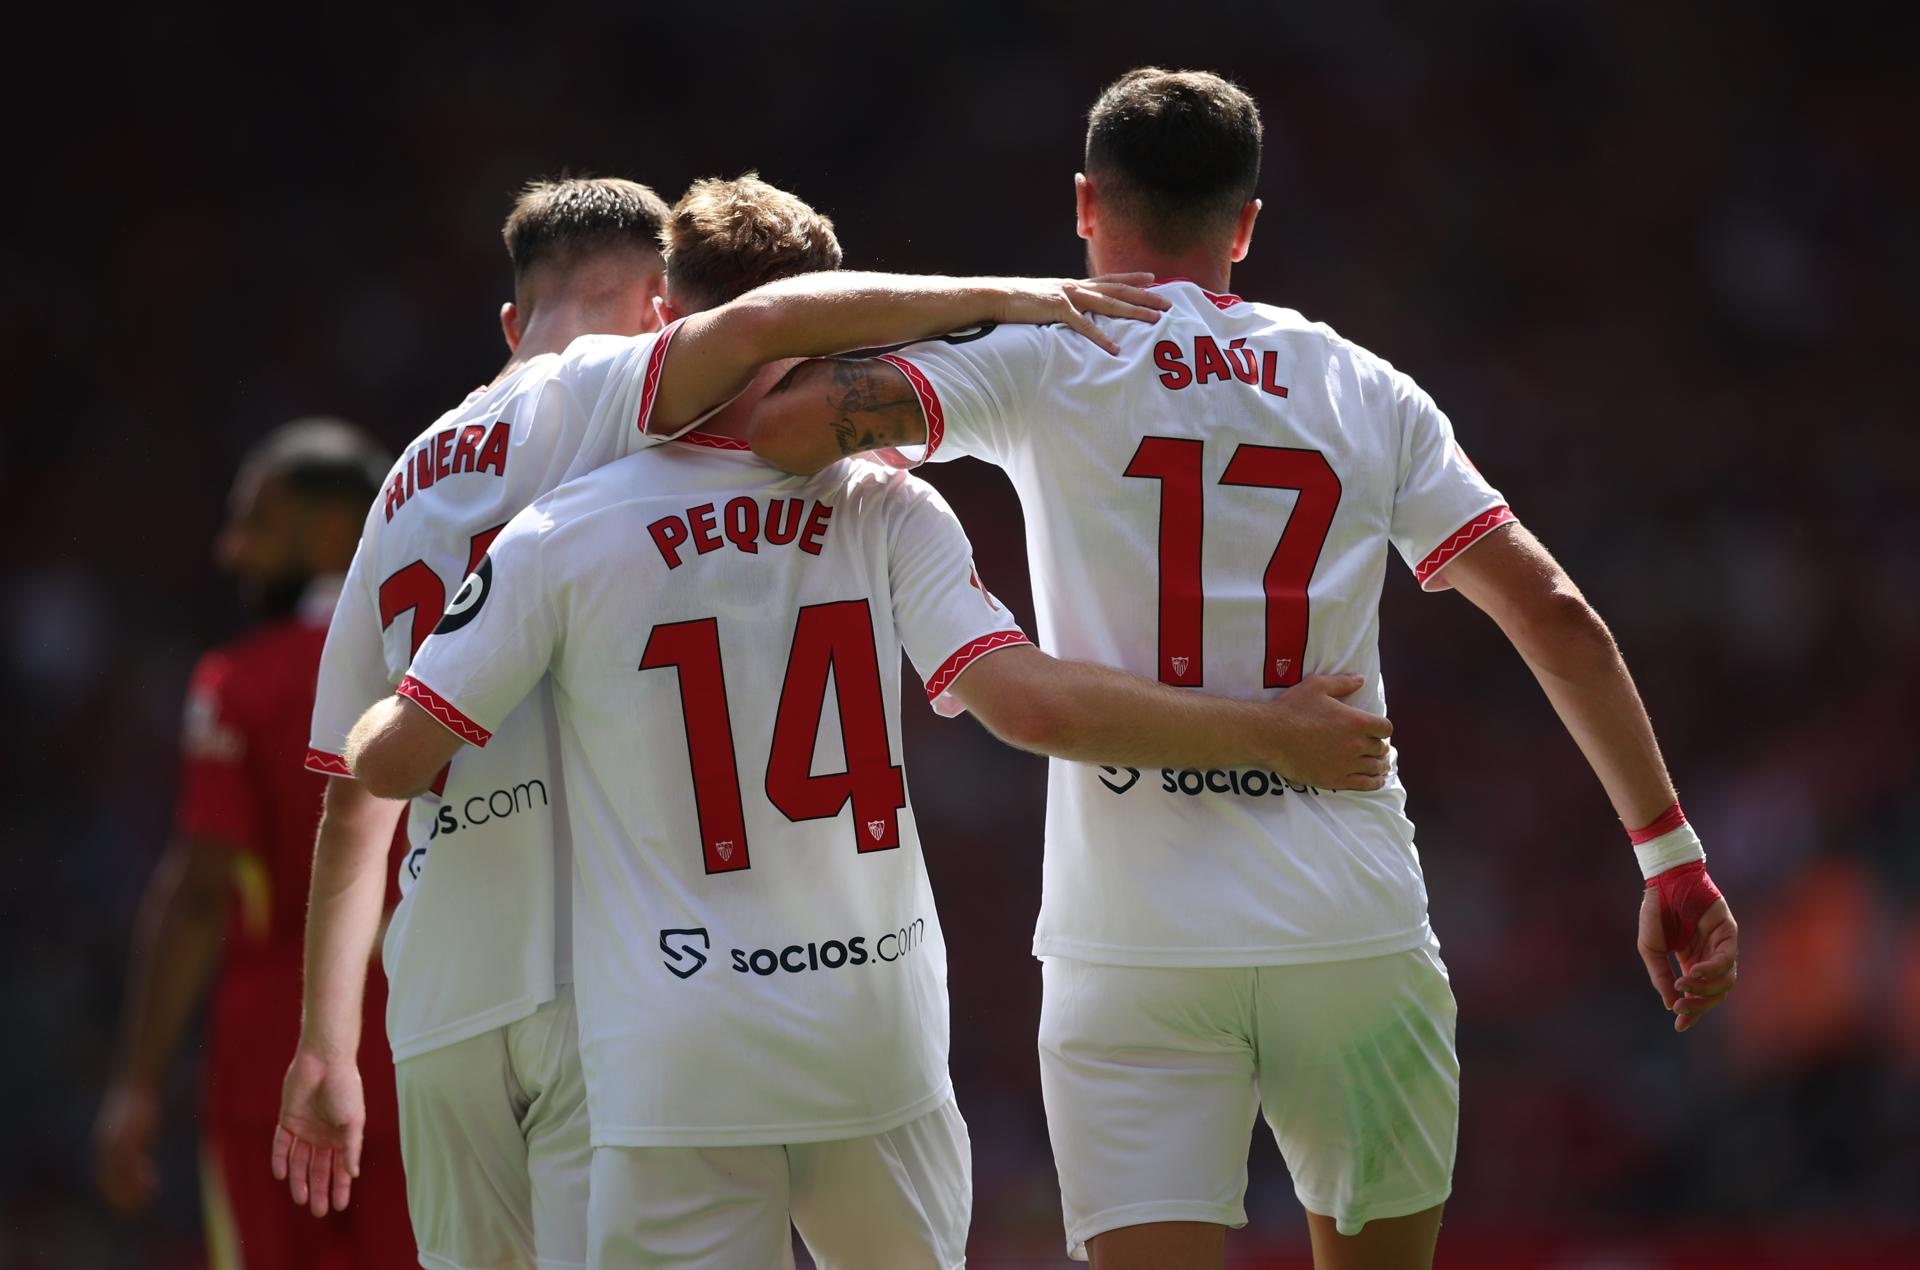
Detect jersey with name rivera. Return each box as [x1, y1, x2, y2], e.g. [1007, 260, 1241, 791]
[307, 323, 683, 1060]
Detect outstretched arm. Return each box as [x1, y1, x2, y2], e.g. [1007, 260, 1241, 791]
[751, 356, 925, 477]
[94, 834, 234, 1213]
[945, 644, 1393, 791]
[273, 776, 405, 1217]
[652, 272, 1166, 436]
[1439, 520, 1738, 1031]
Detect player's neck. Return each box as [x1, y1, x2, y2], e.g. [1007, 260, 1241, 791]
[1089, 239, 1234, 296]
[498, 298, 655, 379]
[498, 314, 593, 377]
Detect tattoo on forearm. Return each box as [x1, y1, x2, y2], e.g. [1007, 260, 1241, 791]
[823, 360, 920, 456]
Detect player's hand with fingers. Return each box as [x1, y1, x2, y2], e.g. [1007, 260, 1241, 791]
[1258, 673, 1395, 791]
[94, 1079, 162, 1214]
[989, 274, 1169, 354]
[1636, 862, 1738, 1033]
[273, 1046, 367, 1217]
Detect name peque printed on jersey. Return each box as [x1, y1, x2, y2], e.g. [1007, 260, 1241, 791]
[646, 497, 834, 569]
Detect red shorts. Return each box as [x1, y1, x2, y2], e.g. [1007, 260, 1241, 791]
[200, 1119, 415, 1270]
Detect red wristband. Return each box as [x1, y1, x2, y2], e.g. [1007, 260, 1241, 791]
[1646, 859, 1723, 955]
[1627, 801, 1687, 844]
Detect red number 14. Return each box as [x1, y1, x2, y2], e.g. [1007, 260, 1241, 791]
[640, 600, 907, 875]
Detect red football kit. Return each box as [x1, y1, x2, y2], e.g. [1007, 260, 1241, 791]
[174, 584, 414, 1266]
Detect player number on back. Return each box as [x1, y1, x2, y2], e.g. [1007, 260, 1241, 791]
[1123, 438, 1340, 689]
[377, 525, 508, 655]
[640, 600, 907, 875]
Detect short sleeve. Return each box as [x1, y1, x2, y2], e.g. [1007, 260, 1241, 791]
[1387, 374, 1513, 592]
[307, 542, 394, 774]
[401, 508, 560, 747]
[175, 651, 258, 845]
[886, 477, 1031, 718]
[872, 324, 1054, 467]
[540, 322, 686, 479]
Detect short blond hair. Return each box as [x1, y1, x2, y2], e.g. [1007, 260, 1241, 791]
[662, 174, 843, 311]
[502, 176, 670, 287]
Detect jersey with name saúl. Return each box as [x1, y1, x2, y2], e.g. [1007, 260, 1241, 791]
[307, 324, 684, 1061]
[882, 281, 1511, 967]
[401, 441, 1028, 1146]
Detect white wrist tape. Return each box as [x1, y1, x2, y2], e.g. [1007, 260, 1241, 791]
[1633, 822, 1705, 880]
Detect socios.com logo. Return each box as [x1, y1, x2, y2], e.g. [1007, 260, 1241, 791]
[659, 928, 711, 979]
[1098, 766, 1141, 794]
[659, 920, 927, 981]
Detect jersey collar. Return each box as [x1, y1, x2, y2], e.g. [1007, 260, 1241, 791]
[1151, 277, 1243, 310]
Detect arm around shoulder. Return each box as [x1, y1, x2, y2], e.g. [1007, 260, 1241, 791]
[750, 357, 929, 476]
[943, 644, 1393, 789]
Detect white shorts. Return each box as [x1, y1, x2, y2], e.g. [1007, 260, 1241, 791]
[396, 987, 591, 1270]
[1038, 942, 1458, 1258]
[586, 1097, 971, 1270]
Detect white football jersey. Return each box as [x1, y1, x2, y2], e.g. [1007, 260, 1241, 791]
[883, 280, 1511, 967]
[402, 441, 1028, 1147]
[307, 324, 684, 1061]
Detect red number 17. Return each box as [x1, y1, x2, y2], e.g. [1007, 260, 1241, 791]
[1123, 437, 1341, 688]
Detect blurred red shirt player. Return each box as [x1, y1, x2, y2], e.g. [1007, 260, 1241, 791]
[95, 419, 415, 1268]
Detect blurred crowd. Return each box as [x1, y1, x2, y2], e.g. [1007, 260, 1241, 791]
[4, 1, 1914, 1264]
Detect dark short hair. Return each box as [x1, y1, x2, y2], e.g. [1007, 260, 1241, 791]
[662, 174, 843, 312]
[1085, 68, 1262, 250]
[237, 417, 390, 515]
[502, 176, 671, 287]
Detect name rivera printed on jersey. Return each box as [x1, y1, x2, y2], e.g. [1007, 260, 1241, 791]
[382, 419, 512, 522]
[658, 919, 929, 980]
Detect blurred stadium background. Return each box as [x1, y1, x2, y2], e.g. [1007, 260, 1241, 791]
[5, 2, 1916, 1265]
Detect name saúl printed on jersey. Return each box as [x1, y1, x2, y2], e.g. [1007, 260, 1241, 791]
[1152, 335, 1291, 396]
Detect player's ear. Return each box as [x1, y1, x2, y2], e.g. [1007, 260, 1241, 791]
[643, 269, 670, 333]
[1229, 198, 1261, 264]
[500, 301, 523, 352]
[1074, 172, 1095, 241]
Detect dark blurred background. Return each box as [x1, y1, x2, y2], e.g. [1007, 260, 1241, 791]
[5, 2, 1917, 1266]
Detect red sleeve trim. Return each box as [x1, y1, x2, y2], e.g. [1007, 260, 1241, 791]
[304, 747, 353, 777]
[1414, 505, 1515, 589]
[675, 429, 751, 451]
[398, 675, 492, 747]
[875, 354, 943, 462]
[635, 319, 682, 436]
[1627, 802, 1687, 844]
[925, 630, 1031, 701]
